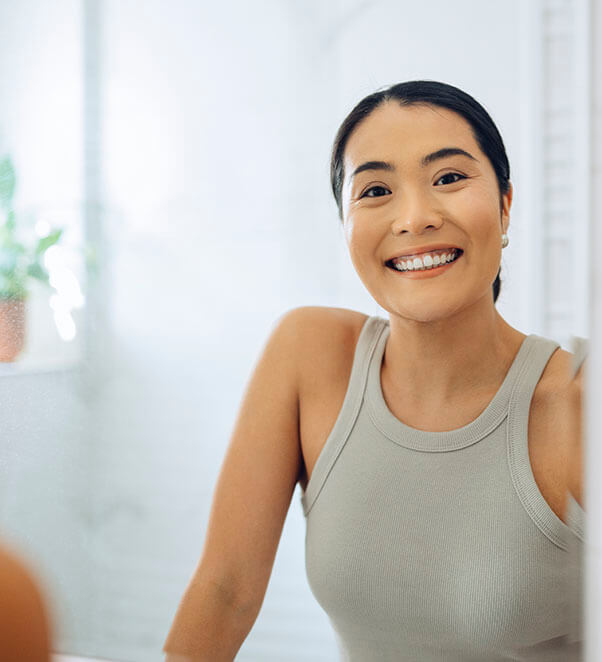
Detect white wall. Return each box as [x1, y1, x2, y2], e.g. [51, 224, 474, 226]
[91, 2, 341, 659]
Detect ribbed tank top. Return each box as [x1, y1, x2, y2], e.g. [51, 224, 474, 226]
[300, 315, 585, 662]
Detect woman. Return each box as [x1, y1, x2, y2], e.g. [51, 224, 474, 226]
[163, 80, 585, 661]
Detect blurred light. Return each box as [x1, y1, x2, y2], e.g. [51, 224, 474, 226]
[43, 242, 85, 340]
[53, 309, 76, 341]
[49, 267, 85, 309]
[49, 293, 70, 313]
[43, 244, 64, 270]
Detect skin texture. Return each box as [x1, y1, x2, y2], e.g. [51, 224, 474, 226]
[341, 102, 527, 424]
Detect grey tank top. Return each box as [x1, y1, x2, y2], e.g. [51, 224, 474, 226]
[300, 315, 585, 662]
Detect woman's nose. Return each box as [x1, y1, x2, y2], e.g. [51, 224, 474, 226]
[389, 193, 443, 235]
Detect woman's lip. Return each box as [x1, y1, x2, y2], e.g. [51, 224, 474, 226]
[385, 253, 462, 278]
[386, 246, 463, 262]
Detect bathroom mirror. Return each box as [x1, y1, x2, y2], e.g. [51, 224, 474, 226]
[0, 1, 593, 661]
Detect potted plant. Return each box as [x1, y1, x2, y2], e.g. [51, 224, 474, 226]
[0, 155, 63, 362]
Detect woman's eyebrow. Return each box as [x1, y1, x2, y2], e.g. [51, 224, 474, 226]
[421, 147, 478, 167]
[349, 160, 394, 180]
[349, 147, 478, 181]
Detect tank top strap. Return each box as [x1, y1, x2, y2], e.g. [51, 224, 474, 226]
[508, 333, 561, 405]
[506, 334, 574, 549]
[300, 315, 384, 516]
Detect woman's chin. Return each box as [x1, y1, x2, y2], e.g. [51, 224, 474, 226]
[379, 297, 468, 324]
[382, 289, 495, 325]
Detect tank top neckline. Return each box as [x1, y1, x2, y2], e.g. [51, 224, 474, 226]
[365, 316, 539, 452]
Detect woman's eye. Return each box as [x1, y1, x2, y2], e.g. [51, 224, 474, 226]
[361, 185, 390, 198]
[435, 172, 466, 186]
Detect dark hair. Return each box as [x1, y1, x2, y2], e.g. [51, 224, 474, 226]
[330, 80, 511, 304]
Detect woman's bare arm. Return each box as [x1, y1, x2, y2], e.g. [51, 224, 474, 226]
[567, 359, 585, 508]
[163, 307, 308, 660]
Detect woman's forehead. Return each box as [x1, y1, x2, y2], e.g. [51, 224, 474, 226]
[343, 102, 480, 172]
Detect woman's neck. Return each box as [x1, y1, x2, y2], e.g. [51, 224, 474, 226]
[383, 298, 526, 409]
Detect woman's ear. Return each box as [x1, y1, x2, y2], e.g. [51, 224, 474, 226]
[501, 181, 513, 234]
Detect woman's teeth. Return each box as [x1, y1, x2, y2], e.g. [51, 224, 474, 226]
[389, 249, 460, 272]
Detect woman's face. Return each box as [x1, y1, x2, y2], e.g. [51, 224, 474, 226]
[341, 102, 512, 323]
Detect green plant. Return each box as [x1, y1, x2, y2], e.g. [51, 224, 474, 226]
[0, 155, 63, 300]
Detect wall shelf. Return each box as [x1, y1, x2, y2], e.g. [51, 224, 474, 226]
[0, 357, 81, 378]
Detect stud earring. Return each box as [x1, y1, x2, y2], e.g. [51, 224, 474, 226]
[501, 233, 509, 248]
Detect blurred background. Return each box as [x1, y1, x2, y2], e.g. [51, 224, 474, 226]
[0, 0, 598, 661]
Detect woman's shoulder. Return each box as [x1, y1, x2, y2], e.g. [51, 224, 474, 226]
[277, 305, 371, 339]
[276, 306, 372, 386]
[529, 333, 586, 394]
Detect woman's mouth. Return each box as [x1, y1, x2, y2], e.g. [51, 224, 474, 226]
[385, 248, 463, 277]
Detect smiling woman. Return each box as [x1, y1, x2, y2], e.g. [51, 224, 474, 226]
[163, 81, 585, 662]
[331, 81, 512, 309]
[339, 102, 510, 327]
